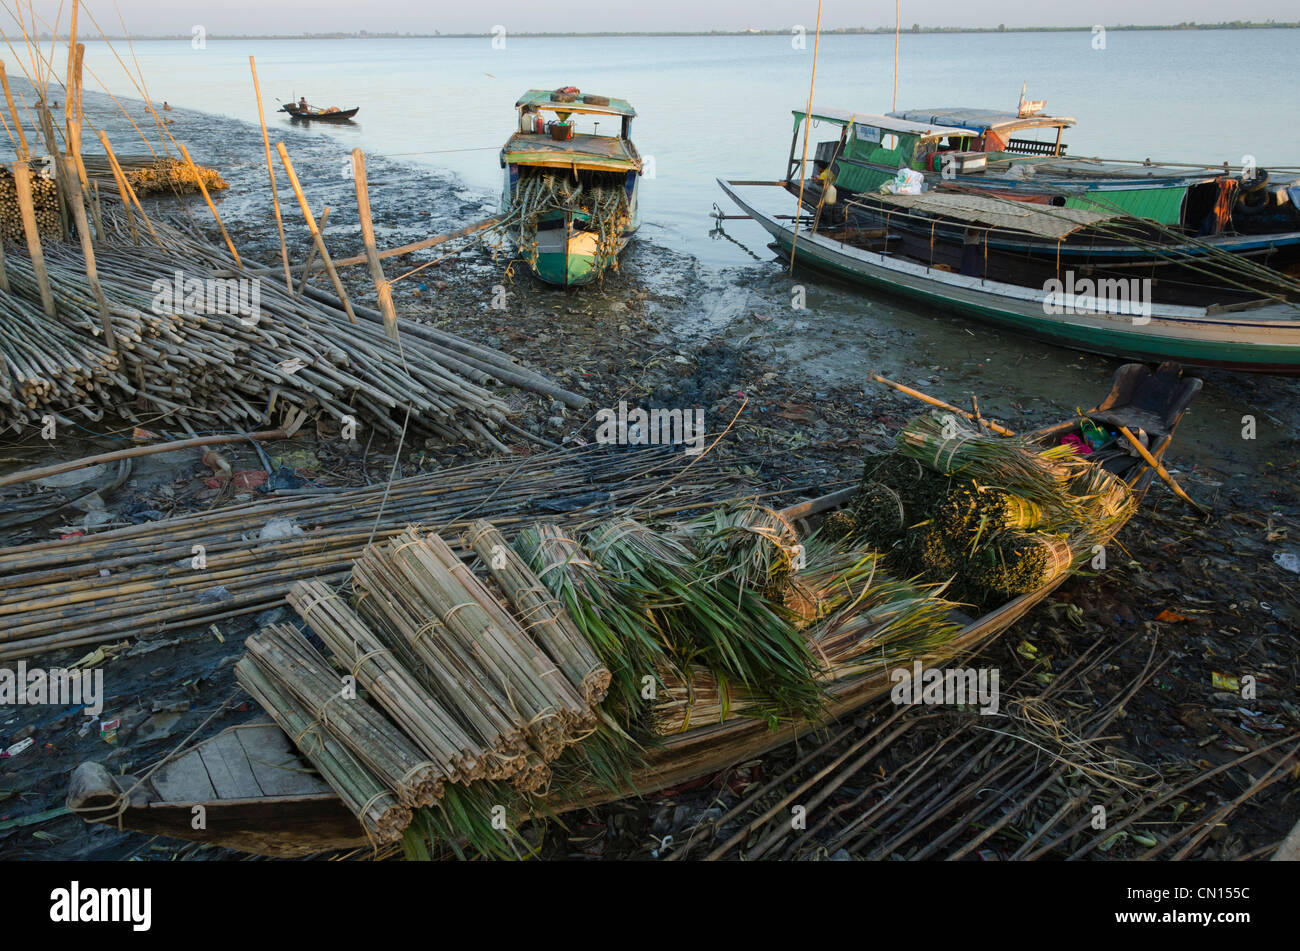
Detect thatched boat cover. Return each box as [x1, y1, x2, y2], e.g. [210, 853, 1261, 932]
[866, 192, 1119, 239]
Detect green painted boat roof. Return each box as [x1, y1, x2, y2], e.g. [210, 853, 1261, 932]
[516, 89, 636, 117]
[791, 107, 970, 140]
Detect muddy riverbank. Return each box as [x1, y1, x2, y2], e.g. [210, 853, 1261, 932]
[1, 92, 1296, 861]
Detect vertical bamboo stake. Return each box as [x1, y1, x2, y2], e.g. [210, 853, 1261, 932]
[178, 142, 241, 268]
[351, 148, 398, 339]
[63, 155, 116, 355]
[90, 180, 105, 241]
[11, 161, 55, 317]
[249, 56, 293, 293]
[36, 103, 69, 240]
[296, 205, 330, 297]
[0, 227, 9, 293]
[276, 141, 357, 324]
[99, 131, 162, 248]
[0, 63, 29, 159]
[65, 0, 77, 137]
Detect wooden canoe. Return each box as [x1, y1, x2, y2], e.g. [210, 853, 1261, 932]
[68, 364, 1200, 857]
[719, 179, 1300, 374]
[281, 104, 359, 122]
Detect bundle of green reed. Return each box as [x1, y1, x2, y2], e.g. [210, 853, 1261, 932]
[585, 518, 825, 722]
[804, 572, 962, 682]
[897, 414, 1080, 503]
[677, 502, 803, 596]
[936, 483, 1044, 546]
[514, 522, 671, 738]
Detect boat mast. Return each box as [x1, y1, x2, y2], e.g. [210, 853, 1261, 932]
[788, 0, 825, 273]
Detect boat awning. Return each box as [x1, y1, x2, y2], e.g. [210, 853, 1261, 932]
[516, 90, 636, 117]
[502, 132, 641, 172]
[792, 107, 970, 140]
[889, 108, 1077, 135]
[863, 191, 1119, 239]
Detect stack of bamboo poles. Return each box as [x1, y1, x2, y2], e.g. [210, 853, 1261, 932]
[0, 445, 743, 661]
[244, 522, 611, 836]
[79, 154, 227, 197]
[0, 165, 60, 241]
[1, 206, 575, 445]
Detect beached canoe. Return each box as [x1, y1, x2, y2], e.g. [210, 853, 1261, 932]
[719, 180, 1300, 374]
[67, 364, 1200, 857]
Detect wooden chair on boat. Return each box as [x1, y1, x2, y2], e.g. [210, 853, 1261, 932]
[1035, 362, 1202, 486]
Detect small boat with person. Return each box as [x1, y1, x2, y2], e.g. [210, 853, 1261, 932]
[280, 99, 359, 123]
[500, 88, 643, 286]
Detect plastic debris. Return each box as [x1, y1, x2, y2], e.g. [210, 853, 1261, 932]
[1, 737, 34, 758]
[1274, 551, 1300, 574]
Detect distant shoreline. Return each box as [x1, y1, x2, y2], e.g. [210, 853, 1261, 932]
[50, 22, 1300, 41]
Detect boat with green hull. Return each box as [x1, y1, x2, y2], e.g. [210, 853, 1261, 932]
[500, 90, 643, 286]
[718, 179, 1300, 374]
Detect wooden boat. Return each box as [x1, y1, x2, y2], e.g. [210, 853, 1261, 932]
[785, 107, 1300, 278]
[67, 364, 1200, 857]
[280, 103, 359, 123]
[500, 90, 642, 286]
[719, 179, 1300, 374]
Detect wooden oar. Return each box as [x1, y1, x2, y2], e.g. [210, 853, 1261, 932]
[1116, 425, 1209, 515]
[871, 373, 1016, 437]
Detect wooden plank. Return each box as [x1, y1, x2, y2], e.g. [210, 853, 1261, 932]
[149, 748, 217, 803]
[235, 723, 333, 797]
[198, 729, 263, 799]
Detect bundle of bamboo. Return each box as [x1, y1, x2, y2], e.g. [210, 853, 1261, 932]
[0, 445, 742, 661]
[234, 657, 411, 843]
[0, 208, 573, 446]
[243, 623, 446, 806]
[79, 154, 227, 197]
[0, 166, 60, 242]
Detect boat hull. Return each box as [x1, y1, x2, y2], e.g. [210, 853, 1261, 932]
[722, 181, 1300, 374]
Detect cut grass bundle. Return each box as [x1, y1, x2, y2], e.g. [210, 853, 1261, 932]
[678, 502, 803, 596]
[966, 532, 1075, 596]
[514, 522, 671, 738]
[585, 518, 825, 722]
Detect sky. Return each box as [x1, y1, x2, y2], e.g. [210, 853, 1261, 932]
[59, 1, 1300, 36]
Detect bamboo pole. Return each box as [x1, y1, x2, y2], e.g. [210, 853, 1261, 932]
[331, 215, 504, 269]
[871, 373, 1016, 437]
[98, 133, 163, 249]
[276, 141, 357, 324]
[295, 205, 329, 297]
[249, 56, 293, 293]
[1117, 425, 1209, 515]
[0, 62, 30, 159]
[0, 427, 291, 490]
[350, 149, 397, 339]
[11, 160, 55, 317]
[36, 102, 69, 240]
[95, 131, 139, 245]
[0, 226, 8, 292]
[177, 142, 241, 268]
[62, 155, 116, 354]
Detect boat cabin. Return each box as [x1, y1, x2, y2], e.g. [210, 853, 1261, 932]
[501, 90, 641, 175]
[790, 109, 981, 194]
[888, 108, 1076, 157]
